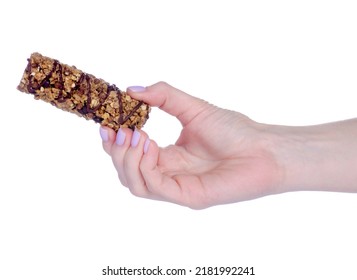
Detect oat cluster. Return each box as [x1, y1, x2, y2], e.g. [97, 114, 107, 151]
[17, 53, 150, 131]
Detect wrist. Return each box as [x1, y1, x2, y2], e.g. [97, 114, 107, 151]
[266, 119, 357, 193]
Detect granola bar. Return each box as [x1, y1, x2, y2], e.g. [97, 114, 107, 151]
[17, 53, 150, 131]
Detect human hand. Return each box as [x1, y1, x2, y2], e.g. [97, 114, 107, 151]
[99, 82, 284, 209]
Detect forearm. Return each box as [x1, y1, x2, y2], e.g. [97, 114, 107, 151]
[268, 118, 357, 193]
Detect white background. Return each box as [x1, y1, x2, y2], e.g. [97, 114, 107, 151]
[1, 0, 356, 279]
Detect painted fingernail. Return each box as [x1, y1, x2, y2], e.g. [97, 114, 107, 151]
[116, 128, 126, 146]
[143, 138, 150, 154]
[99, 127, 109, 142]
[128, 86, 146, 93]
[131, 129, 141, 148]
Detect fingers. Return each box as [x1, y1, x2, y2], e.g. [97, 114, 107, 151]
[99, 125, 187, 205]
[119, 129, 150, 197]
[109, 128, 133, 187]
[102, 127, 155, 199]
[127, 82, 208, 126]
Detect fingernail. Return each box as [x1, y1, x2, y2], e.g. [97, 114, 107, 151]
[99, 127, 109, 142]
[131, 129, 141, 148]
[128, 86, 146, 93]
[143, 138, 150, 154]
[116, 128, 126, 146]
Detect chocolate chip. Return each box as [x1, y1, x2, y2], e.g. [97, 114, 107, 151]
[27, 85, 36, 94]
[108, 84, 119, 92]
[93, 116, 103, 123]
[78, 106, 88, 115]
[42, 80, 50, 87]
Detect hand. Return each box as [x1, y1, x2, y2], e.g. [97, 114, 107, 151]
[99, 82, 284, 209]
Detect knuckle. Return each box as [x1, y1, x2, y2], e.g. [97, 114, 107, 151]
[184, 195, 212, 210]
[187, 202, 208, 210]
[156, 81, 169, 88]
[149, 81, 170, 92]
[128, 186, 148, 198]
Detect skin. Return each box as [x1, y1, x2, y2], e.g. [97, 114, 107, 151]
[100, 82, 357, 209]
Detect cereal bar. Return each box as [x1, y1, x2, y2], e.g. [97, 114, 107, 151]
[17, 53, 150, 131]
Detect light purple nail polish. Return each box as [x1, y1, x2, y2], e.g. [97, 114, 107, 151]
[116, 128, 126, 146]
[131, 129, 141, 148]
[128, 86, 146, 93]
[144, 138, 150, 154]
[99, 127, 109, 142]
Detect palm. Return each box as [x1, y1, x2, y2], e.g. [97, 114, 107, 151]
[156, 108, 281, 207]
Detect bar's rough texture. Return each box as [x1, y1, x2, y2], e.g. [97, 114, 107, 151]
[17, 53, 150, 131]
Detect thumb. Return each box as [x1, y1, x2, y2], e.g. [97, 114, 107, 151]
[127, 82, 207, 126]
